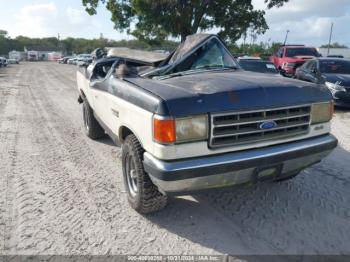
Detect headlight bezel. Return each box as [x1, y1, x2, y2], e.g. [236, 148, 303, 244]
[325, 81, 346, 92]
[311, 101, 334, 124]
[283, 62, 296, 68]
[175, 115, 208, 143]
[153, 114, 209, 144]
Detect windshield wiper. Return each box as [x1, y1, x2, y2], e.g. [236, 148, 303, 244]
[194, 65, 238, 70]
[153, 71, 185, 80]
[154, 65, 238, 80]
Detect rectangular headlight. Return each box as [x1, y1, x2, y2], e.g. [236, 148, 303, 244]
[176, 115, 208, 142]
[153, 115, 208, 144]
[311, 102, 333, 124]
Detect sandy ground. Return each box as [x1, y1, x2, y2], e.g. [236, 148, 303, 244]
[0, 62, 350, 255]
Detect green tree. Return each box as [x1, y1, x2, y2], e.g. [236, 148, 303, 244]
[82, 0, 289, 43]
[0, 30, 10, 55]
[0, 30, 8, 37]
[320, 42, 348, 49]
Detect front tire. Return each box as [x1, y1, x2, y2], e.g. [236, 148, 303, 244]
[82, 100, 105, 139]
[122, 135, 167, 214]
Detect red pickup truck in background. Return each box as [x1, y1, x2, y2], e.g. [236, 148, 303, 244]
[270, 45, 320, 77]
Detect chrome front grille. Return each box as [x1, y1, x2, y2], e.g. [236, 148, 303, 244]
[210, 105, 311, 148]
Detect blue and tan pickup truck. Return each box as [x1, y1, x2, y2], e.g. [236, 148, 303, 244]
[76, 34, 337, 213]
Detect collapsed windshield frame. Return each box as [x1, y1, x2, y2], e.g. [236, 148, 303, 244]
[154, 35, 239, 77]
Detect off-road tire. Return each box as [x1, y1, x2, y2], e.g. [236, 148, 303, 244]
[122, 134, 167, 214]
[82, 99, 105, 139]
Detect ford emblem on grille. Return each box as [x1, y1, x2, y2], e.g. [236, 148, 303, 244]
[260, 121, 277, 130]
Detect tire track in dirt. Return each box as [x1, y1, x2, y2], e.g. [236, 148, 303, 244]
[0, 65, 30, 253]
[1, 66, 64, 254]
[0, 64, 180, 254]
[332, 110, 350, 151]
[12, 67, 122, 254]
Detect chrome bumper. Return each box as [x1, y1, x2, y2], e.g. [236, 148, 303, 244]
[143, 135, 337, 195]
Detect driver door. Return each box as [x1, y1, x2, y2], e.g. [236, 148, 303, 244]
[89, 61, 118, 130]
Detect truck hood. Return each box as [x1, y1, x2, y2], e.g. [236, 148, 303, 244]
[125, 70, 332, 117]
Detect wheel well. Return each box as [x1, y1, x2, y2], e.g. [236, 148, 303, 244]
[119, 126, 133, 143]
[78, 90, 86, 104]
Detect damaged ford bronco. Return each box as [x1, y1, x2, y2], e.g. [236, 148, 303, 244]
[77, 34, 338, 214]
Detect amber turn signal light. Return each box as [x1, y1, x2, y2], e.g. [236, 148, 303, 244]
[153, 118, 176, 144]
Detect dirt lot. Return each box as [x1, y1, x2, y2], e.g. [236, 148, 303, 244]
[0, 62, 350, 255]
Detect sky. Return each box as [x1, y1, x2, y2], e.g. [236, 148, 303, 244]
[0, 0, 350, 47]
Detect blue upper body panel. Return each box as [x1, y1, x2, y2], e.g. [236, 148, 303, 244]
[125, 70, 332, 117]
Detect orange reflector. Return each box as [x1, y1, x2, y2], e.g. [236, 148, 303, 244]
[153, 118, 176, 143]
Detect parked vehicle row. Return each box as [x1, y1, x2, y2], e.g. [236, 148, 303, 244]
[58, 56, 73, 64]
[236, 48, 350, 107]
[7, 58, 19, 64]
[59, 54, 93, 65]
[270, 45, 321, 77]
[0, 57, 21, 67]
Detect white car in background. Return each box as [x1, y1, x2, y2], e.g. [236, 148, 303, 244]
[7, 58, 19, 64]
[0, 57, 8, 67]
[67, 57, 78, 65]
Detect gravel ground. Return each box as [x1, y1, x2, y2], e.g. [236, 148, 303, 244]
[0, 62, 350, 255]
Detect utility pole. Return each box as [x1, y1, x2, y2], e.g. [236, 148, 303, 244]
[327, 22, 334, 56]
[283, 30, 290, 45]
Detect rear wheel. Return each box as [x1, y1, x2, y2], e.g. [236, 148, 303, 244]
[122, 134, 167, 214]
[82, 99, 105, 139]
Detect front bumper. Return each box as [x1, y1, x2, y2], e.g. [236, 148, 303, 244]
[282, 67, 296, 75]
[143, 135, 337, 195]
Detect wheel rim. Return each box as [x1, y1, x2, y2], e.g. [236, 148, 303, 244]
[125, 153, 138, 197]
[83, 104, 90, 131]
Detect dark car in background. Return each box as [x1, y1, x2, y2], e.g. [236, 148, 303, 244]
[237, 57, 280, 75]
[295, 58, 350, 107]
[327, 55, 344, 58]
